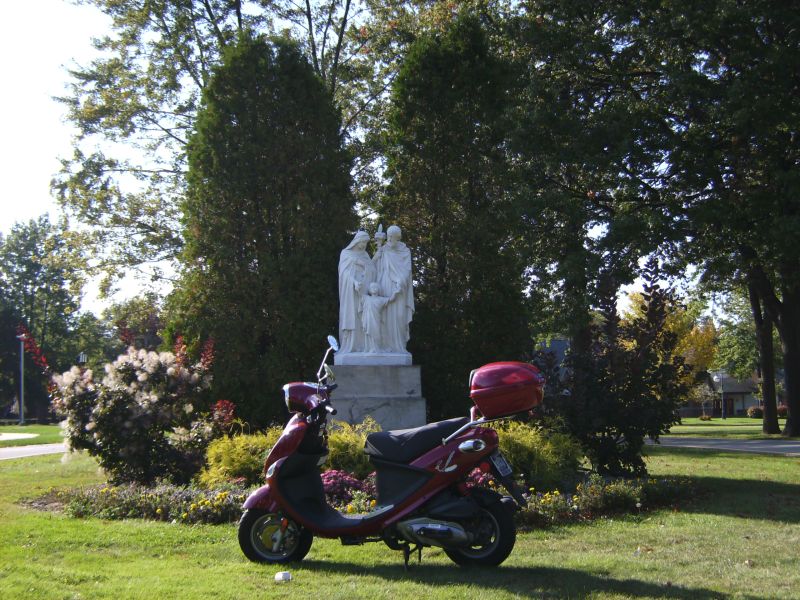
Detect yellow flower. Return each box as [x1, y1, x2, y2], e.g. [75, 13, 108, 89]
[181, 512, 188, 519]
[346, 504, 355, 514]
[370, 499, 377, 508]
[156, 508, 163, 515]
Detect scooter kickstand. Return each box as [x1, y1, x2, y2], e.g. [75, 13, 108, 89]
[402, 544, 423, 571]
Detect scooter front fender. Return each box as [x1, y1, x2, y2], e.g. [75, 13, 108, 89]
[243, 483, 278, 512]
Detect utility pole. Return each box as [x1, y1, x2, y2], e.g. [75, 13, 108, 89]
[16, 333, 27, 425]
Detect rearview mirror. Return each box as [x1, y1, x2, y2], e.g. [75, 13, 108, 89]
[327, 335, 339, 353]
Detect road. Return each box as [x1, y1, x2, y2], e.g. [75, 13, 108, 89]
[652, 436, 800, 456]
[0, 443, 67, 461]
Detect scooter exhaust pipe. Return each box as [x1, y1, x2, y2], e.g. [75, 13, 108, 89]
[396, 518, 469, 548]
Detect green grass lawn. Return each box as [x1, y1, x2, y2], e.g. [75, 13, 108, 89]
[1, 447, 799, 599]
[668, 417, 789, 439]
[0, 424, 64, 447]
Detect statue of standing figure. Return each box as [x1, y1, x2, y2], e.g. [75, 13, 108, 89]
[337, 225, 414, 360]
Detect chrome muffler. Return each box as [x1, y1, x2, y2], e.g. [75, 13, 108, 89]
[396, 518, 469, 548]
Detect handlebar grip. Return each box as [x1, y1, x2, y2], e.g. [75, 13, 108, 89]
[325, 405, 337, 415]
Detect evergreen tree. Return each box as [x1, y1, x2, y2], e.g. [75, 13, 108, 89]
[382, 15, 531, 419]
[169, 34, 356, 425]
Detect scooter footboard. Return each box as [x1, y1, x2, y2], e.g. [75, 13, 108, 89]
[243, 484, 278, 511]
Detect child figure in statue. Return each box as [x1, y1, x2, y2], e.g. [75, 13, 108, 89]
[361, 282, 393, 353]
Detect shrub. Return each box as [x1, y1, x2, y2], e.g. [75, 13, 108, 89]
[197, 428, 282, 487]
[326, 417, 381, 479]
[746, 406, 763, 419]
[516, 474, 692, 529]
[496, 421, 582, 490]
[198, 417, 381, 486]
[777, 404, 788, 418]
[58, 483, 247, 524]
[51, 347, 214, 484]
[538, 261, 689, 476]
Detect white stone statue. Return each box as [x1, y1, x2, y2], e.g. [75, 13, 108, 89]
[338, 231, 376, 354]
[361, 282, 393, 353]
[336, 224, 414, 365]
[372, 225, 414, 355]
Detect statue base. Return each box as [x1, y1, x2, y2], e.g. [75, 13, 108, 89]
[334, 352, 412, 366]
[328, 364, 426, 430]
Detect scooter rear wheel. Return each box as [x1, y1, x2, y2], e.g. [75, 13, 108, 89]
[444, 502, 516, 566]
[238, 509, 313, 563]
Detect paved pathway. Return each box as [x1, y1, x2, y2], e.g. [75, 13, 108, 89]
[0, 443, 67, 461]
[653, 436, 800, 456]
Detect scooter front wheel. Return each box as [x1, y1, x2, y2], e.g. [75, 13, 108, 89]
[238, 509, 313, 563]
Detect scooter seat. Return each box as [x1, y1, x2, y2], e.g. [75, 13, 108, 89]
[364, 417, 470, 463]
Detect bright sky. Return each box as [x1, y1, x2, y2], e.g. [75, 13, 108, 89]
[0, 2, 156, 314]
[0, 0, 109, 237]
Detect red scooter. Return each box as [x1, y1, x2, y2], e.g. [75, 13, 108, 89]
[238, 336, 544, 568]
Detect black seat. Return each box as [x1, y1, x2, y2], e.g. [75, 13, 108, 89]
[364, 417, 470, 463]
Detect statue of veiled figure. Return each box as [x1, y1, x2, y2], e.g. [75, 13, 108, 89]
[336, 225, 414, 362]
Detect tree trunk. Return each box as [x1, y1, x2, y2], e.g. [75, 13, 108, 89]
[780, 285, 800, 437]
[563, 234, 593, 405]
[741, 251, 800, 437]
[747, 280, 779, 434]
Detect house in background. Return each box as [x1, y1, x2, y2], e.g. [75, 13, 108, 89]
[680, 371, 760, 418]
[709, 372, 759, 417]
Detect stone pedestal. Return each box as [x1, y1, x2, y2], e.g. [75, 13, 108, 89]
[334, 352, 412, 366]
[329, 365, 426, 430]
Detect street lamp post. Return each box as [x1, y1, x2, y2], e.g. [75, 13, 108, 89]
[16, 333, 27, 426]
[713, 372, 726, 420]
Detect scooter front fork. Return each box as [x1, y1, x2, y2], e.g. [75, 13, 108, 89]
[271, 517, 290, 552]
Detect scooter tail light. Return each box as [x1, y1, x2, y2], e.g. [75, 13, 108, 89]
[479, 461, 491, 473]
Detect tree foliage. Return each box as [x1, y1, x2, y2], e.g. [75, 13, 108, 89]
[52, 0, 438, 290]
[44, 1, 800, 445]
[623, 292, 717, 391]
[0, 217, 87, 418]
[381, 14, 531, 418]
[616, 1, 800, 435]
[167, 34, 356, 425]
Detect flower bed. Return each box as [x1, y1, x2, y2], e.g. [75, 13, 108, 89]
[34, 471, 691, 528]
[45, 483, 248, 524]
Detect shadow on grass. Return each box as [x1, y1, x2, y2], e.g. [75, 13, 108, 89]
[645, 447, 800, 524]
[301, 560, 751, 599]
[681, 476, 800, 524]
